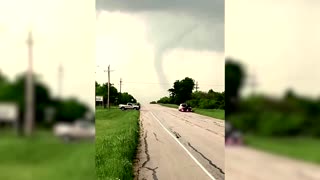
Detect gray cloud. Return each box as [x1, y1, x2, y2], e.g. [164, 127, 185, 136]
[96, 0, 224, 21]
[97, 0, 224, 90]
[140, 11, 224, 51]
[96, 0, 224, 51]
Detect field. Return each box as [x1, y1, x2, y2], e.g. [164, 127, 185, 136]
[95, 108, 140, 180]
[245, 135, 320, 164]
[0, 130, 95, 180]
[159, 103, 225, 120]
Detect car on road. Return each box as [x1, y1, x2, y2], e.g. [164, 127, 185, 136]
[225, 121, 243, 146]
[53, 120, 95, 142]
[178, 103, 193, 112]
[119, 103, 140, 110]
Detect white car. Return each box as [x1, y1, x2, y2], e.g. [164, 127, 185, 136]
[53, 120, 95, 142]
[119, 103, 140, 110]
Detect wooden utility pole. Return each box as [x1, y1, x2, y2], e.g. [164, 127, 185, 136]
[120, 78, 122, 93]
[250, 73, 257, 95]
[248, 68, 258, 95]
[58, 63, 63, 99]
[107, 65, 110, 109]
[24, 30, 34, 136]
[195, 81, 199, 92]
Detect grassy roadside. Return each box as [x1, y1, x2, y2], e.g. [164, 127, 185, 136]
[0, 130, 95, 180]
[193, 109, 225, 120]
[245, 135, 320, 164]
[95, 108, 140, 180]
[159, 103, 225, 120]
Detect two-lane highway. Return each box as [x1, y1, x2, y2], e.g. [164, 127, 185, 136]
[135, 104, 225, 180]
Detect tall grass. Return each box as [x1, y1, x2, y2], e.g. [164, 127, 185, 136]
[95, 108, 140, 179]
[0, 130, 95, 180]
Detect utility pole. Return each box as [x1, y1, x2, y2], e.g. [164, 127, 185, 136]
[58, 63, 63, 99]
[24, 30, 34, 136]
[249, 69, 257, 95]
[107, 65, 110, 109]
[195, 81, 199, 92]
[100, 65, 114, 109]
[120, 78, 122, 93]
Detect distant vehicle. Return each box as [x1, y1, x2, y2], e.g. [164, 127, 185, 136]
[53, 120, 95, 142]
[225, 121, 243, 146]
[178, 103, 193, 112]
[119, 103, 140, 110]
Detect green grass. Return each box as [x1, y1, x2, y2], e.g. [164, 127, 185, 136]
[0, 130, 95, 180]
[95, 108, 140, 180]
[192, 109, 225, 120]
[159, 103, 225, 120]
[245, 135, 320, 164]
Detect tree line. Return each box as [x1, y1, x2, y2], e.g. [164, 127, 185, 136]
[95, 81, 138, 107]
[226, 58, 320, 137]
[0, 72, 92, 129]
[155, 77, 225, 109]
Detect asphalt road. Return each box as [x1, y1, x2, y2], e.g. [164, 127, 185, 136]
[226, 146, 320, 180]
[134, 104, 225, 180]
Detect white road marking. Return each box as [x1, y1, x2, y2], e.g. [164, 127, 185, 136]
[150, 111, 216, 180]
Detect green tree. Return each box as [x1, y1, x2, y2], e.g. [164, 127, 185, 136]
[119, 92, 136, 104]
[12, 74, 52, 125]
[168, 77, 195, 104]
[95, 82, 120, 107]
[95, 81, 104, 96]
[157, 96, 171, 104]
[54, 98, 88, 123]
[225, 58, 245, 116]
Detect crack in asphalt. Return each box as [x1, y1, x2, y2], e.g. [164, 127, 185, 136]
[141, 130, 150, 168]
[205, 128, 224, 137]
[206, 128, 219, 135]
[168, 112, 224, 137]
[136, 116, 147, 180]
[165, 111, 224, 135]
[145, 167, 159, 180]
[153, 132, 161, 142]
[172, 131, 181, 138]
[212, 121, 224, 128]
[187, 142, 225, 176]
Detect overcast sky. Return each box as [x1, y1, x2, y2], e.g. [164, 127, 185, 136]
[0, 0, 95, 109]
[226, 0, 320, 98]
[96, 0, 225, 103]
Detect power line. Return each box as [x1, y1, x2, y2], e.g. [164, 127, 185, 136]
[96, 79, 224, 88]
[121, 81, 224, 86]
[122, 82, 172, 85]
